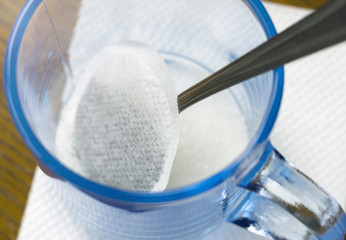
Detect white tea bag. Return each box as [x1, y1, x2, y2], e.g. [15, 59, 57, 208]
[56, 41, 179, 192]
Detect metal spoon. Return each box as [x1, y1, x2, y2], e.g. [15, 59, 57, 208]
[178, 0, 346, 112]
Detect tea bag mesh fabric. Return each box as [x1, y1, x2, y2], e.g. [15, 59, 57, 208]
[63, 41, 179, 192]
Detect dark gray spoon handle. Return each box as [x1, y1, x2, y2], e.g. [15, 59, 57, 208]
[178, 0, 346, 112]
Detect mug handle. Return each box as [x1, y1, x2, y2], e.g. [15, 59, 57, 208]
[227, 142, 346, 240]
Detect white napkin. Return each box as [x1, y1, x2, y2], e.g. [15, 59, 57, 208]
[268, 2, 346, 210]
[18, 2, 345, 240]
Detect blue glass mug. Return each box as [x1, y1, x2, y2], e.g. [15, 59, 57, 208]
[4, 0, 346, 239]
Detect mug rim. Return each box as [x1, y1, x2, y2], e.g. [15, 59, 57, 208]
[4, 0, 283, 203]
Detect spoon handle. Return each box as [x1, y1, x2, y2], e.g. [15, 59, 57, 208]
[178, 0, 346, 112]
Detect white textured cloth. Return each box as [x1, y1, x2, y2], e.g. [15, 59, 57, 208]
[18, 2, 345, 240]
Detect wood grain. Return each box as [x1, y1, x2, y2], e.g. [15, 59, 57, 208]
[0, 1, 325, 240]
[267, 0, 329, 8]
[0, 0, 80, 239]
[0, 1, 36, 240]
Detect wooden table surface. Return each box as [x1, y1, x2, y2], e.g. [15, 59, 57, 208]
[0, 0, 328, 240]
[0, 1, 36, 240]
